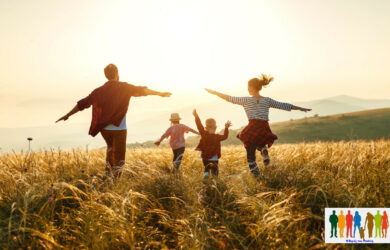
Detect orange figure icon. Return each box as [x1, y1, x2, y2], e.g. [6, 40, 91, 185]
[382, 211, 388, 238]
[365, 212, 374, 238]
[338, 210, 346, 237]
[346, 210, 354, 238]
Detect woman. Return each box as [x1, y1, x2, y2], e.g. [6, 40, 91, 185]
[205, 74, 311, 178]
[382, 211, 388, 238]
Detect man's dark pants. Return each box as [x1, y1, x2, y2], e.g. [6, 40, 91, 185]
[101, 129, 127, 177]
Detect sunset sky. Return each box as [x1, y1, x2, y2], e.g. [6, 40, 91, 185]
[1, 0, 389, 128]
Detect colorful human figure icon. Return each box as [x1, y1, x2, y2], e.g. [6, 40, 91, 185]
[329, 210, 338, 238]
[353, 211, 361, 238]
[382, 211, 388, 238]
[374, 210, 382, 238]
[359, 226, 365, 240]
[365, 212, 374, 238]
[338, 210, 346, 237]
[346, 210, 354, 238]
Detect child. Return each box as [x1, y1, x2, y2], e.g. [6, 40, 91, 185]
[155, 113, 199, 171]
[359, 227, 365, 240]
[192, 109, 231, 181]
[205, 74, 311, 178]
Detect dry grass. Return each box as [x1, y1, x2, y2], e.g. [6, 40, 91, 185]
[0, 140, 389, 249]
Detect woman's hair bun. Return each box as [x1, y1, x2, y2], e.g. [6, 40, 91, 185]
[248, 74, 274, 91]
[260, 74, 274, 87]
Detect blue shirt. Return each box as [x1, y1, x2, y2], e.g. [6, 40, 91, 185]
[104, 115, 126, 130]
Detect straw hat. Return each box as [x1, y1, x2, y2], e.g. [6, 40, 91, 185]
[169, 113, 181, 121]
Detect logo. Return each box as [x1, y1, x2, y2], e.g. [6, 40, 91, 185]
[325, 208, 389, 243]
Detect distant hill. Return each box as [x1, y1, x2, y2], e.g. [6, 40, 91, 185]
[129, 108, 390, 148]
[124, 95, 390, 144]
[1, 95, 389, 151]
[326, 95, 390, 109]
[268, 108, 390, 143]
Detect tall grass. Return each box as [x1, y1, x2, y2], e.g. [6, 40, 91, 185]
[0, 140, 389, 249]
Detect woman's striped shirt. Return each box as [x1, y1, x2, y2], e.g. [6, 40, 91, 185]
[227, 96, 292, 121]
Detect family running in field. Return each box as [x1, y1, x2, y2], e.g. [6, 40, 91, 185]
[57, 64, 311, 181]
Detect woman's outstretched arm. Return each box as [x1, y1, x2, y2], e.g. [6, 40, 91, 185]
[291, 105, 312, 112]
[205, 89, 229, 101]
[56, 105, 80, 123]
[269, 98, 311, 112]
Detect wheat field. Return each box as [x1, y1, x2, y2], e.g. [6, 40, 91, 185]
[0, 141, 389, 249]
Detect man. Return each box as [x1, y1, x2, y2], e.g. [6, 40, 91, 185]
[374, 210, 382, 238]
[353, 211, 361, 238]
[364, 212, 374, 238]
[346, 210, 353, 238]
[329, 210, 338, 238]
[56, 64, 171, 178]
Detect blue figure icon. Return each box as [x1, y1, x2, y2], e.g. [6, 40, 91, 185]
[353, 211, 361, 238]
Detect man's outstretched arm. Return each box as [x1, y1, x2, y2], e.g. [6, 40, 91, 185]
[144, 88, 171, 97]
[57, 90, 94, 123]
[56, 105, 79, 123]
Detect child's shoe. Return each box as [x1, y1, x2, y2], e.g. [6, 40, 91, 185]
[203, 172, 210, 184]
[249, 161, 260, 178]
[173, 160, 181, 171]
[259, 146, 270, 166]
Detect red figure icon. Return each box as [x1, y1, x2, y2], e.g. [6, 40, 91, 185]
[382, 211, 389, 238]
[346, 210, 354, 238]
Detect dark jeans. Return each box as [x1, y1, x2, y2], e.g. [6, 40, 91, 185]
[101, 129, 127, 177]
[172, 147, 185, 170]
[202, 160, 219, 177]
[245, 145, 261, 177]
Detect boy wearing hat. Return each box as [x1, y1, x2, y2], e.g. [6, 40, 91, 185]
[155, 113, 199, 171]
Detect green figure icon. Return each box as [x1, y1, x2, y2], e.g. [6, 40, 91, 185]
[364, 212, 374, 238]
[374, 210, 382, 238]
[338, 210, 346, 237]
[329, 210, 338, 238]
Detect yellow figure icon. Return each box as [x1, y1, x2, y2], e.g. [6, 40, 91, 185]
[338, 210, 346, 237]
